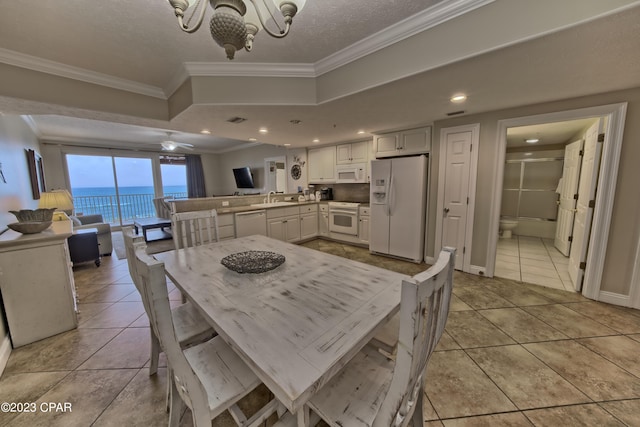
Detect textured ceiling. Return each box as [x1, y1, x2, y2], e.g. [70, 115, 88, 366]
[1, 1, 639, 153]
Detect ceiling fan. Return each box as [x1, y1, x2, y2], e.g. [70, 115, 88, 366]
[161, 132, 194, 151]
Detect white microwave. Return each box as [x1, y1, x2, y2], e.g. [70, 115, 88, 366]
[336, 163, 367, 183]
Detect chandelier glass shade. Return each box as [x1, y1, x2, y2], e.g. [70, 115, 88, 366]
[168, 0, 306, 60]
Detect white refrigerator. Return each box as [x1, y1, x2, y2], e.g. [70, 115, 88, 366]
[370, 155, 427, 262]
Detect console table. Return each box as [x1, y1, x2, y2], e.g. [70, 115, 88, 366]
[0, 221, 77, 347]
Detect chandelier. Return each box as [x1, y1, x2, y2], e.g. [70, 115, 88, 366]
[168, 0, 306, 60]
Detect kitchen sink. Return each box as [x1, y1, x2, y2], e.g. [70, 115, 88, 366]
[250, 201, 297, 208]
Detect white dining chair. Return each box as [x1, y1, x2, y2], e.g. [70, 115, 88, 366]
[172, 209, 220, 250]
[133, 245, 283, 427]
[122, 226, 214, 376]
[277, 247, 456, 427]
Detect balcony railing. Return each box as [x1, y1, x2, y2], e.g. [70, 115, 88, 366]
[74, 192, 187, 224]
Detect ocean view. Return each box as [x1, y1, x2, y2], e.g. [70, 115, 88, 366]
[71, 186, 188, 223]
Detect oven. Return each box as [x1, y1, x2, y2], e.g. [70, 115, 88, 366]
[328, 202, 360, 236]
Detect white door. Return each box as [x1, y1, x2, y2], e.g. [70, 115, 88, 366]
[554, 139, 584, 256]
[569, 120, 603, 291]
[441, 131, 473, 270]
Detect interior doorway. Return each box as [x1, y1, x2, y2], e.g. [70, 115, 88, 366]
[488, 103, 627, 303]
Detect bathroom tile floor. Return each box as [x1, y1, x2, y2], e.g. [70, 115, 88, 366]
[495, 235, 574, 292]
[1, 237, 639, 426]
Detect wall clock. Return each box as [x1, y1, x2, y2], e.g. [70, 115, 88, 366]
[290, 164, 302, 180]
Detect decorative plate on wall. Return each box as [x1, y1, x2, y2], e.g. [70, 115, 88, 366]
[290, 164, 302, 180]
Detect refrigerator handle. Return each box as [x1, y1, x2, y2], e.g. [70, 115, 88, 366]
[388, 175, 394, 216]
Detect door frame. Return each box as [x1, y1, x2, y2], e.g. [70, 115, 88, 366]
[487, 103, 627, 301]
[435, 123, 480, 273]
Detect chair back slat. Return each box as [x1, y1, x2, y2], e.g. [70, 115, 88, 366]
[374, 247, 456, 427]
[172, 209, 219, 250]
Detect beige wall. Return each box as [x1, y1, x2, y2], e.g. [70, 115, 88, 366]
[429, 87, 640, 296]
[0, 115, 43, 358]
[215, 145, 289, 195]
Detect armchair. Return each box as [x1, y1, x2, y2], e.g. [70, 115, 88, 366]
[70, 214, 113, 255]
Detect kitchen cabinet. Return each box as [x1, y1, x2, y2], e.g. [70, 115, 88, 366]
[336, 141, 369, 164]
[267, 206, 300, 243]
[299, 205, 318, 240]
[0, 221, 77, 347]
[374, 126, 431, 158]
[218, 213, 236, 240]
[358, 206, 370, 245]
[308, 146, 336, 183]
[319, 204, 329, 236]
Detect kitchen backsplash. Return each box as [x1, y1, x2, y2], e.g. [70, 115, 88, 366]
[312, 183, 370, 203]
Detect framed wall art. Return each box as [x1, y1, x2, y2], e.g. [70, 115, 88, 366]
[26, 149, 46, 199]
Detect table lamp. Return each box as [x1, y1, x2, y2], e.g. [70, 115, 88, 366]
[39, 189, 74, 221]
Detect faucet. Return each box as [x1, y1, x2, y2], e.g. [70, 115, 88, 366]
[267, 191, 276, 204]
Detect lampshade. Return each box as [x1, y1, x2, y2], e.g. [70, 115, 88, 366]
[39, 190, 74, 214]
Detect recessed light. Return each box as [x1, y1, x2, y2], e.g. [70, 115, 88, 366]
[200, 129, 211, 134]
[450, 94, 467, 103]
[259, 128, 268, 134]
[524, 152, 533, 156]
[248, 137, 257, 142]
[525, 138, 539, 144]
[283, 143, 291, 147]
[312, 139, 320, 143]
[357, 130, 365, 135]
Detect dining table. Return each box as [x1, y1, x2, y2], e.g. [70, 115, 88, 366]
[154, 235, 410, 423]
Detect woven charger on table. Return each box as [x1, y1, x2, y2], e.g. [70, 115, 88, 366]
[8, 221, 52, 234]
[221, 251, 285, 274]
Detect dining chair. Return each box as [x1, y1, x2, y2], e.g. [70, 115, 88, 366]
[280, 247, 456, 427]
[133, 245, 283, 427]
[122, 226, 214, 376]
[172, 209, 220, 250]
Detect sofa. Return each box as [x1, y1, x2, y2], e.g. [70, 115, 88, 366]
[70, 214, 113, 256]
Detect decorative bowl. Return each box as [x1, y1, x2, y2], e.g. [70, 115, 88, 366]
[9, 208, 56, 222]
[221, 251, 285, 274]
[8, 221, 52, 234]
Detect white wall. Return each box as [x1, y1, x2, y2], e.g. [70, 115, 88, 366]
[0, 115, 43, 371]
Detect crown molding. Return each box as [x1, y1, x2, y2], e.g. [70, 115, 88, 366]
[0, 48, 167, 99]
[20, 115, 41, 137]
[314, 0, 494, 76]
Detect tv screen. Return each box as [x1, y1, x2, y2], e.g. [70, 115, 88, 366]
[233, 167, 255, 188]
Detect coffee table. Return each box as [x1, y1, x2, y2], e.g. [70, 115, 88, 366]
[133, 217, 172, 242]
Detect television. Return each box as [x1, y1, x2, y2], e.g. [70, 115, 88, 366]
[232, 167, 255, 188]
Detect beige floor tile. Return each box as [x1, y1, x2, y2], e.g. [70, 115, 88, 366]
[563, 302, 640, 334]
[520, 264, 561, 280]
[522, 304, 618, 338]
[434, 331, 460, 351]
[520, 273, 564, 289]
[79, 327, 151, 370]
[484, 282, 554, 306]
[495, 259, 521, 273]
[92, 368, 169, 427]
[78, 301, 146, 328]
[518, 252, 551, 262]
[449, 295, 473, 311]
[523, 403, 626, 426]
[425, 350, 516, 419]
[496, 253, 519, 264]
[520, 283, 586, 303]
[0, 371, 69, 425]
[76, 302, 113, 324]
[4, 328, 122, 373]
[524, 340, 640, 400]
[466, 345, 589, 409]
[493, 268, 521, 282]
[8, 369, 138, 427]
[452, 287, 515, 310]
[80, 284, 137, 303]
[629, 334, 640, 343]
[445, 311, 516, 348]
[443, 412, 534, 426]
[518, 257, 555, 270]
[423, 393, 439, 421]
[599, 399, 640, 427]
[479, 308, 568, 343]
[577, 335, 640, 377]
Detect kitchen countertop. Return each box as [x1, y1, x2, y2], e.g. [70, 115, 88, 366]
[216, 200, 369, 215]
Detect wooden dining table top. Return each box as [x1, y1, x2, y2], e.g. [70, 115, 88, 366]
[155, 235, 409, 413]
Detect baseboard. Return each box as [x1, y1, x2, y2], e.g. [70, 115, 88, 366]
[468, 264, 487, 277]
[0, 335, 11, 376]
[598, 291, 631, 307]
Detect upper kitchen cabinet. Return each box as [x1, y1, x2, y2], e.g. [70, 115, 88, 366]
[336, 140, 370, 164]
[374, 126, 431, 158]
[308, 146, 336, 183]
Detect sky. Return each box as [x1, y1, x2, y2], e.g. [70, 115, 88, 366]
[66, 155, 186, 188]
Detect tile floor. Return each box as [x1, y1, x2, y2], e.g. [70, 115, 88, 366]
[495, 235, 574, 292]
[1, 238, 640, 426]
